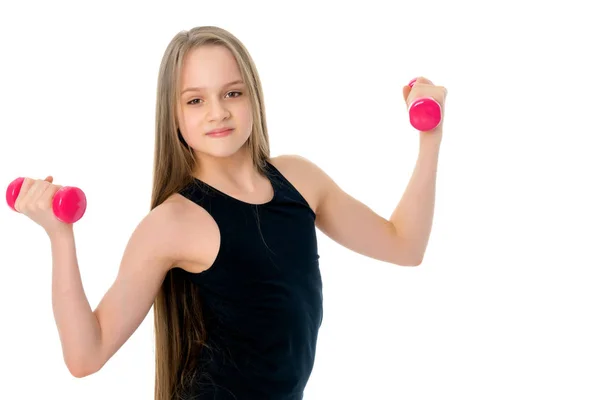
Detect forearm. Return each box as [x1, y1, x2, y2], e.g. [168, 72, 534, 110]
[49, 227, 102, 375]
[390, 133, 442, 261]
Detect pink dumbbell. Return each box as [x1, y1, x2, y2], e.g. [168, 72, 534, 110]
[6, 177, 87, 224]
[407, 78, 442, 132]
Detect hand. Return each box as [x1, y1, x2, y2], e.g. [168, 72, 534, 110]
[403, 77, 448, 134]
[14, 176, 72, 236]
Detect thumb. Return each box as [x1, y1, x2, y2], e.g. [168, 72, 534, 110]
[45, 176, 53, 183]
[403, 85, 411, 105]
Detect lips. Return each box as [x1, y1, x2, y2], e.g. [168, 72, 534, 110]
[206, 127, 233, 136]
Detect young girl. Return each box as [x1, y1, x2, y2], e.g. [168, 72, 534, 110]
[13, 25, 447, 399]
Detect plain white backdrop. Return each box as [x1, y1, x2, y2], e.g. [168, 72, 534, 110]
[1, 1, 599, 399]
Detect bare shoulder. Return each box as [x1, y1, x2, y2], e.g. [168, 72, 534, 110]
[155, 192, 221, 274]
[269, 154, 330, 214]
[270, 154, 323, 176]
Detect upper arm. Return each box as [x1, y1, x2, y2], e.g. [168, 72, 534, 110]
[279, 155, 420, 266]
[92, 201, 184, 370]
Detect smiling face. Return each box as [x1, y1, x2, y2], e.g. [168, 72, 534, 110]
[176, 44, 254, 160]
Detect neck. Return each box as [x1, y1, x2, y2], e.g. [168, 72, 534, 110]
[193, 146, 262, 192]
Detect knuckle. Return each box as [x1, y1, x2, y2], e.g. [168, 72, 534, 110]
[20, 179, 32, 193]
[14, 198, 24, 210]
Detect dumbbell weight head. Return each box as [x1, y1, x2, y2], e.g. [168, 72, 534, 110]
[6, 177, 87, 224]
[6, 177, 24, 212]
[407, 78, 442, 132]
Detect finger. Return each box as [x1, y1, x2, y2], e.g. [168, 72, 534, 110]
[14, 178, 34, 211]
[413, 76, 434, 85]
[40, 184, 61, 205]
[37, 183, 60, 209]
[45, 176, 54, 183]
[22, 180, 50, 208]
[406, 77, 435, 106]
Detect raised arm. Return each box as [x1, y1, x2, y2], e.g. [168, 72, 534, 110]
[50, 201, 182, 377]
[11, 177, 191, 377]
[271, 78, 446, 267]
[271, 153, 438, 267]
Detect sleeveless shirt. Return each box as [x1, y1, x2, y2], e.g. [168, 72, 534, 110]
[177, 160, 324, 399]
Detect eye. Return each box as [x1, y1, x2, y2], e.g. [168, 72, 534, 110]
[186, 91, 242, 105]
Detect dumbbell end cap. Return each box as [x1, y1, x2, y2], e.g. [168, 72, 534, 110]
[6, 177, 25, 211]
[53, 186, 87, 224]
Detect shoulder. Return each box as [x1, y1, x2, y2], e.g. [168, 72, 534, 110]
[142, 194, 191, 235]
[158, 190, 215, 225]
[270, 154, 322, 175]
[131, 192, 219, 270]
[269, 154, 333, 213]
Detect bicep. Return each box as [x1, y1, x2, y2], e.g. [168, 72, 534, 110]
[93, 208, 177, 369]
[273, 154, 419, 266]
[315, 171, 419, 266]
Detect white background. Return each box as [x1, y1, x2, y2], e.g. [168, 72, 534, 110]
[1, 1, 599, 399]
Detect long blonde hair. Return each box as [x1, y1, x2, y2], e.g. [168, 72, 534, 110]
[150, 26, 271, 400]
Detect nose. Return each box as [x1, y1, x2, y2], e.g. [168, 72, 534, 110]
[207, 99, 230, 121]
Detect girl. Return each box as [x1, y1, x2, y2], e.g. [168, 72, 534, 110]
[13, 25, 447, 399]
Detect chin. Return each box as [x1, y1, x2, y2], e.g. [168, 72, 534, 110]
[208, 149, 245, 158]
[199, 142, 250, 159]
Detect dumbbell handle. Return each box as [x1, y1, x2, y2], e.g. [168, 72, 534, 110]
[407, 78, 442, 132]
[6, 177, 87, 224]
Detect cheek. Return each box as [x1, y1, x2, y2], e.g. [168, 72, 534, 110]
[176, 110, 198, 144]
[239, 103, 254, 130]
[178, 111, 205, 142]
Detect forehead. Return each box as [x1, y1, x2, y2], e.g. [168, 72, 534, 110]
[180, 45, 242, 88]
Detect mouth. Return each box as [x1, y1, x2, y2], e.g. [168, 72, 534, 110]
[206, 128, 234, 137]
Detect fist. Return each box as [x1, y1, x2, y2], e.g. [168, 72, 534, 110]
[14, 176, 69, 234]
[403, 77, 448, 132]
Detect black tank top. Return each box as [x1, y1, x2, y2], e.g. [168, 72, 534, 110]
[177, 160, 324, 399]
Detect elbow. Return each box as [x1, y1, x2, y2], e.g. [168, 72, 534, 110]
[411, 252, 424, 266]
[394, 251, 424, 267]
[67, 362, 99, 379]
[69, 368, 91, 379]
[65, 355, 102, 378]
[403, 257, 423, 267]
[392, 233, 425, 266]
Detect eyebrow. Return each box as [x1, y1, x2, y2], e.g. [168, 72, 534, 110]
[181, 79, 244, 95]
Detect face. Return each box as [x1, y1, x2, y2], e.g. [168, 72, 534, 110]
[176, 45, 253, 159]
